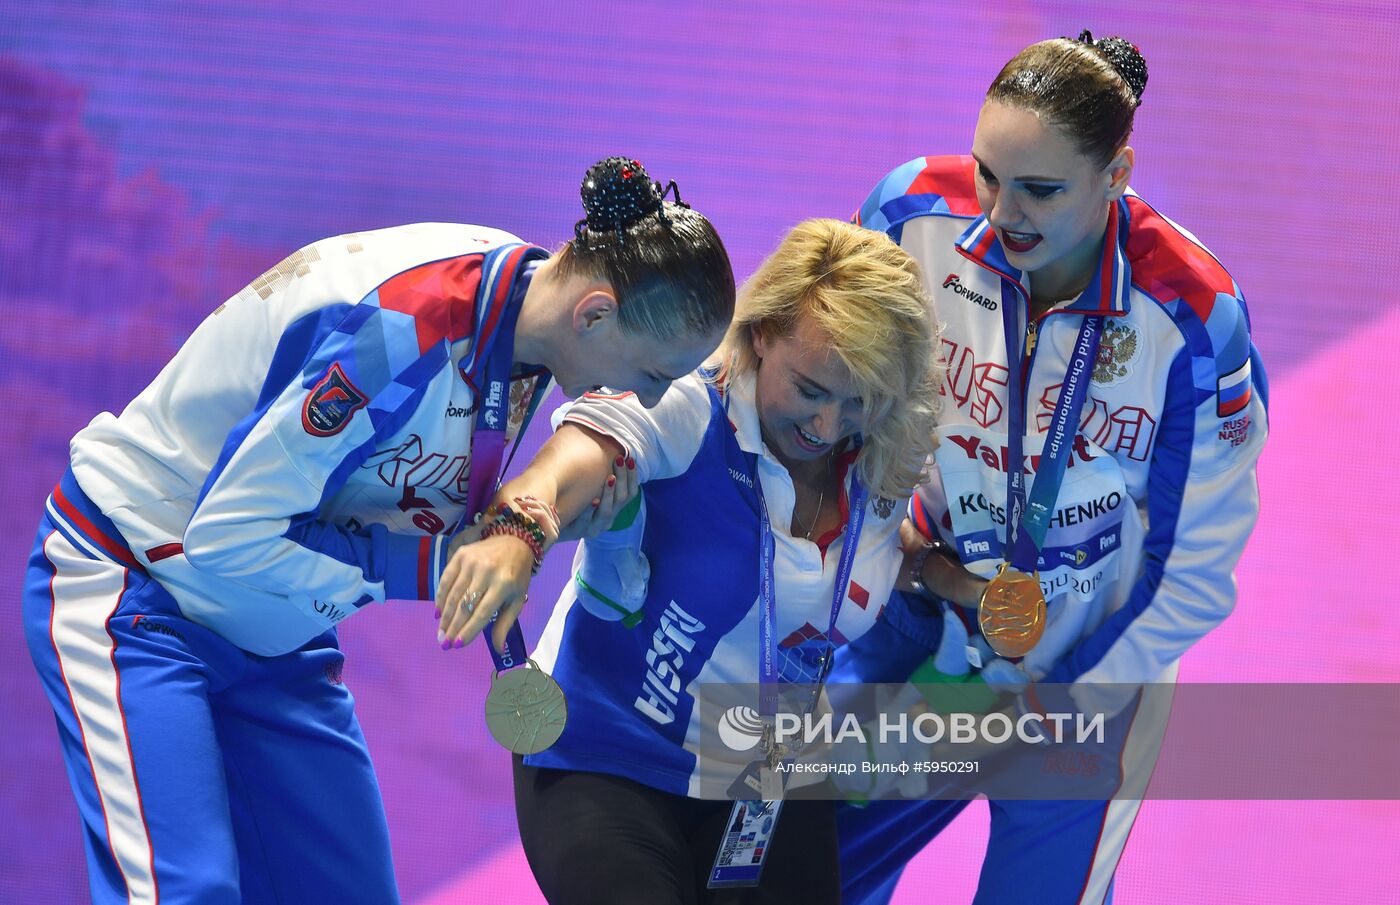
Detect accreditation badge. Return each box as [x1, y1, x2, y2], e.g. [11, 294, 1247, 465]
[708, 798, 785, 889]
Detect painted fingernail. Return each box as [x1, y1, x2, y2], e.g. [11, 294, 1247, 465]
[441, 639, 452, 651]
[607, 475, 616, 487]
[627, 457, 635, 470]
[434, 608, 441, 619]
[592, 498, 601, 507]
[437, 630, 446, 644]
[615, 455, 625, 467]
[454, 639, 464, 649]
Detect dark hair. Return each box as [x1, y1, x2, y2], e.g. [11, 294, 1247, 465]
[986, 31, 1150, 168]
[553, 157, 735, 341]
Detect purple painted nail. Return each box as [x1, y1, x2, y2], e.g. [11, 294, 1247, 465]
[434, 608, 441, 619]
[454, 639, 464, 649]
[441, 639, 452, 651]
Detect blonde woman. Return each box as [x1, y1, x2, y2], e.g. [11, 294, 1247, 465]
[441, 218, 940, 903]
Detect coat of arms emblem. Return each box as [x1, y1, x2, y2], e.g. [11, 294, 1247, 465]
[1093, 320, 1139, 385]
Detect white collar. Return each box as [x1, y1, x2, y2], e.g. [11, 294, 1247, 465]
[716, 369, 767, 458]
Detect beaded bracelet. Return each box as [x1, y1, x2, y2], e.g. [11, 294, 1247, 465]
[480, 521, 545, 574]
[476, 501, 511, 525]
[477, 497, 559, 534]
[499, 507, 549, 553]
[478, 505, 552, 574]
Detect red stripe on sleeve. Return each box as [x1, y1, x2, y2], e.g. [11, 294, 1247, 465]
[910, 498, 934, 541]
[418, 536, 433, 601]
[144, 544, 183, 563]
[51, 487, 142, 570]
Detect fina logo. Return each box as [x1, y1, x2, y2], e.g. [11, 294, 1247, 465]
[717, 705, 765, 751]
[482, 380, 504, 429]
[1059, 547, 1091, 566]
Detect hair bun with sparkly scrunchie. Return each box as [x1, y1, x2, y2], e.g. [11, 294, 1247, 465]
[1076, 29, 1149, 104]
[575, 156, 689, 246]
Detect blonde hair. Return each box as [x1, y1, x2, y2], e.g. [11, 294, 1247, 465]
[712, 218, 942, 501]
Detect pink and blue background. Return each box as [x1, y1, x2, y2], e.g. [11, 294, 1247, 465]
[3, 1, 1397, 901]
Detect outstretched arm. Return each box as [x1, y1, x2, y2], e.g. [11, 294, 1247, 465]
[435, 372, 711, 652]
[435, 423, 635, 651]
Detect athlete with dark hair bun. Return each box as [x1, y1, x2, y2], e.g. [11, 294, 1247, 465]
[443, 217, 944, 904]
[21, 157, 734, 903]
[837, 33, 1267, 904]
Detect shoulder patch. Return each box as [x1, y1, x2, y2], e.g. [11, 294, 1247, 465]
[302, 362, 368, 436]
[1216, 358, 1253, 418]
[1123, 196, 1236, 325]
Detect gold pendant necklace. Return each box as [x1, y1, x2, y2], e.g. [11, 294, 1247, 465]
[803, 486, 826, 539]
[802, 452, 834, 540]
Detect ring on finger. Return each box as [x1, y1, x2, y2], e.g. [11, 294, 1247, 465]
[462, 589, 480, 613]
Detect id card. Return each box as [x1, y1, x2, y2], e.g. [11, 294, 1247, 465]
[707, 799, 784, 889]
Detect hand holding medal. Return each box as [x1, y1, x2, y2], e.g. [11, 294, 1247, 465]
[436, 155, 703, 756]
[434, 496, 570, 754]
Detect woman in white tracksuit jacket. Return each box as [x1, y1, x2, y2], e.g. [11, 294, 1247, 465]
[835, 31, 1268, 905]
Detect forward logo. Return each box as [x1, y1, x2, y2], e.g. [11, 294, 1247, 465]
[130, 614, 187, 643]
[942, 274, 997, 311]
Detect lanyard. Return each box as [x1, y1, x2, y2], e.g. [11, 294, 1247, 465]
[712, 414, 872, 892]
[460, 254, 546, 673]
[999, 283, 1104, 573]
[750, 451, 868, 718]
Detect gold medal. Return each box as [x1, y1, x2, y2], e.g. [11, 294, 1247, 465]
[484, 659, 568, 754]
[977, 563, 1046, 659]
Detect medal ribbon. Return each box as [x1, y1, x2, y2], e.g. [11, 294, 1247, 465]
[459, 248, 548, 673]
[751, 452, 868, 718]
[999, 282, 1104, 573]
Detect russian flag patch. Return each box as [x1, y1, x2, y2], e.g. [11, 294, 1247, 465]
[1217, 359, 1252, 417]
